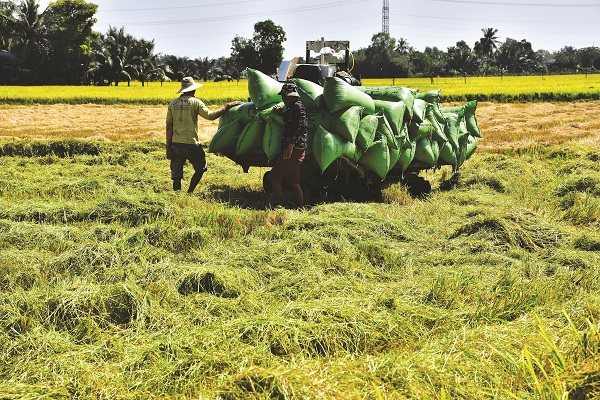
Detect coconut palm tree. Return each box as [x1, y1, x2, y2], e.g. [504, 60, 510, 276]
[87, 27, 138, 86]
[394, 37, 412, 55]
[475, 27, 500, 59]
[163, 55, 195, 81]
[13, 0, 49, 69]
[193, 56, 215, 81]
[104, 26, 137, 86]
[130, 38, 159, 86]
[0, 1, 17, 50]
[447, 40, 479, 75]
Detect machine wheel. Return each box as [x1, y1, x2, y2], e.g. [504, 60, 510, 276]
[263, 170, 293, 196]
[262, 171, 272, 193]
[403, 173, 432, 198]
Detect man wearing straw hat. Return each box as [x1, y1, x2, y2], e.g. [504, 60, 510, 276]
[166, 76, 241, 193]
[269, 82, 308, 208]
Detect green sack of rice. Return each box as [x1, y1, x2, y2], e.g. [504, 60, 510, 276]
[408, 121, 434, 141]
[209, 118, 244, 157]
[263, 118, 283, 161]
[307, 107, 332, 133]
[359, 138, 390, 180]
[456, 132, 470, 167]
[458, 117, 469, 139]
[441, 105, 465, 117]
[356, 86, 416, 120]
[356, 114, 379, 152]
[414, 138, 436, 167]
[412, 99, 428, 123]
[258, 102, 285, 125]
[388, 144, 400, 171]
[425, 105, 448, 142]
[430, 103, 447, 126]
[443, 113, 460, 150]
[219, 102, 257, 127]
[291, 78, 323, 110]
[399, 139, 416, 173]
[464, 100, 482, 138]
[431, 140, 440, 163]
[376, 114, 398, 150]
[416, 89, 441, 104]
[236, 117, 265, 157]
[374, 99, 406, 137]
[313, 125, 344, 172]
[439, 141, 458, 166]
[342, 141, 361, 163]
[466, 135, 478, 159]
[330, 106, 364, 142]
[397, 123, 409, 144]
[247, 68, 283, 110]
[323, 77, 375, 114]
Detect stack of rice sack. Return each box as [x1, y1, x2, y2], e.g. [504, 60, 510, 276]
[209, 68, 481, 180]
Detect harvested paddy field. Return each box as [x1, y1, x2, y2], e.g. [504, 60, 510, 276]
[2, 101, 600, 149]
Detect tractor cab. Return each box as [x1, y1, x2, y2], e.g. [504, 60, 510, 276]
[277, 38, 361, 86]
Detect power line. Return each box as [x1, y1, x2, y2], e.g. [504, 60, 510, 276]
[390, 12, 599, 25]
[424, 0, 600, 7]
[101, 0, 261, 12]
[389, 22, 599, 39]
[122, 0, 370, 26]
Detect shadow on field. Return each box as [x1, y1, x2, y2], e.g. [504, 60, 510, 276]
[202, 185, 271, 210]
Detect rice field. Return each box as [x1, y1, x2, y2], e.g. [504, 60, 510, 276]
[0, 81, 246, 105]
[0, 134, 599, 399]
[2, 102, 600, 149]
[1, 81, 600, 398]
[1, 74, 599, 105]
[367, 74, 600, 99]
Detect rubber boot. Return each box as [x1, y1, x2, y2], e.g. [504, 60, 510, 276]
[187, 167, 207, 193]
[173, 179, 181, 191]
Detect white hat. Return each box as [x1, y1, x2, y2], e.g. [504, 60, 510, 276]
[176, 76, 203, 94]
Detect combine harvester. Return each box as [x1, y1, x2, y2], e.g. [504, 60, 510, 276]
[209, 40, 481, 202]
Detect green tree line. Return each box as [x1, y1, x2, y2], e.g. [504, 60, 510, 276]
[0, 0, 286, 85]
[353, 30, 600, 79]
[1, 0, 598, 85]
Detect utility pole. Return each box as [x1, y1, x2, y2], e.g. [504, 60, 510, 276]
[382, 0, 389, 34]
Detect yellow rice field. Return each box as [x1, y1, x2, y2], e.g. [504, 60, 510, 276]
[0, 74, 598, 104]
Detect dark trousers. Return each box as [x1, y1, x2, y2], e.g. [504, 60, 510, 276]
[269, 148, 305, 207]
[170, 142, 207, 192]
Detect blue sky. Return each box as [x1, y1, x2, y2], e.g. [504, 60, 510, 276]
[40, 0, 600, 58]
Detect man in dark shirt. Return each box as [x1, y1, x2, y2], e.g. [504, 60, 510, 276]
[269, 82, 308, 208]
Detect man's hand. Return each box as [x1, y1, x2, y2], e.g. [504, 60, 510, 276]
[166, 145, 173, 160]
[282, 144, 294, 160]
[224, 101, 243, 111]
[272, 104, 285, 115]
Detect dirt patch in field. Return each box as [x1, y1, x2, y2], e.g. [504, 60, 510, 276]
[1, 102, 599, 148]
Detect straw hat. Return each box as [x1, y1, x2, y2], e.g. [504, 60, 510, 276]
[176, 76, 203, 94]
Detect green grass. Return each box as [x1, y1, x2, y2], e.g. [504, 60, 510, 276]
[0, 139, 599, 398]
[1, 74, 599, 105]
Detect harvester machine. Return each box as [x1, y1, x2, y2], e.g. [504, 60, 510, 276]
[209, 39, 481, 204]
